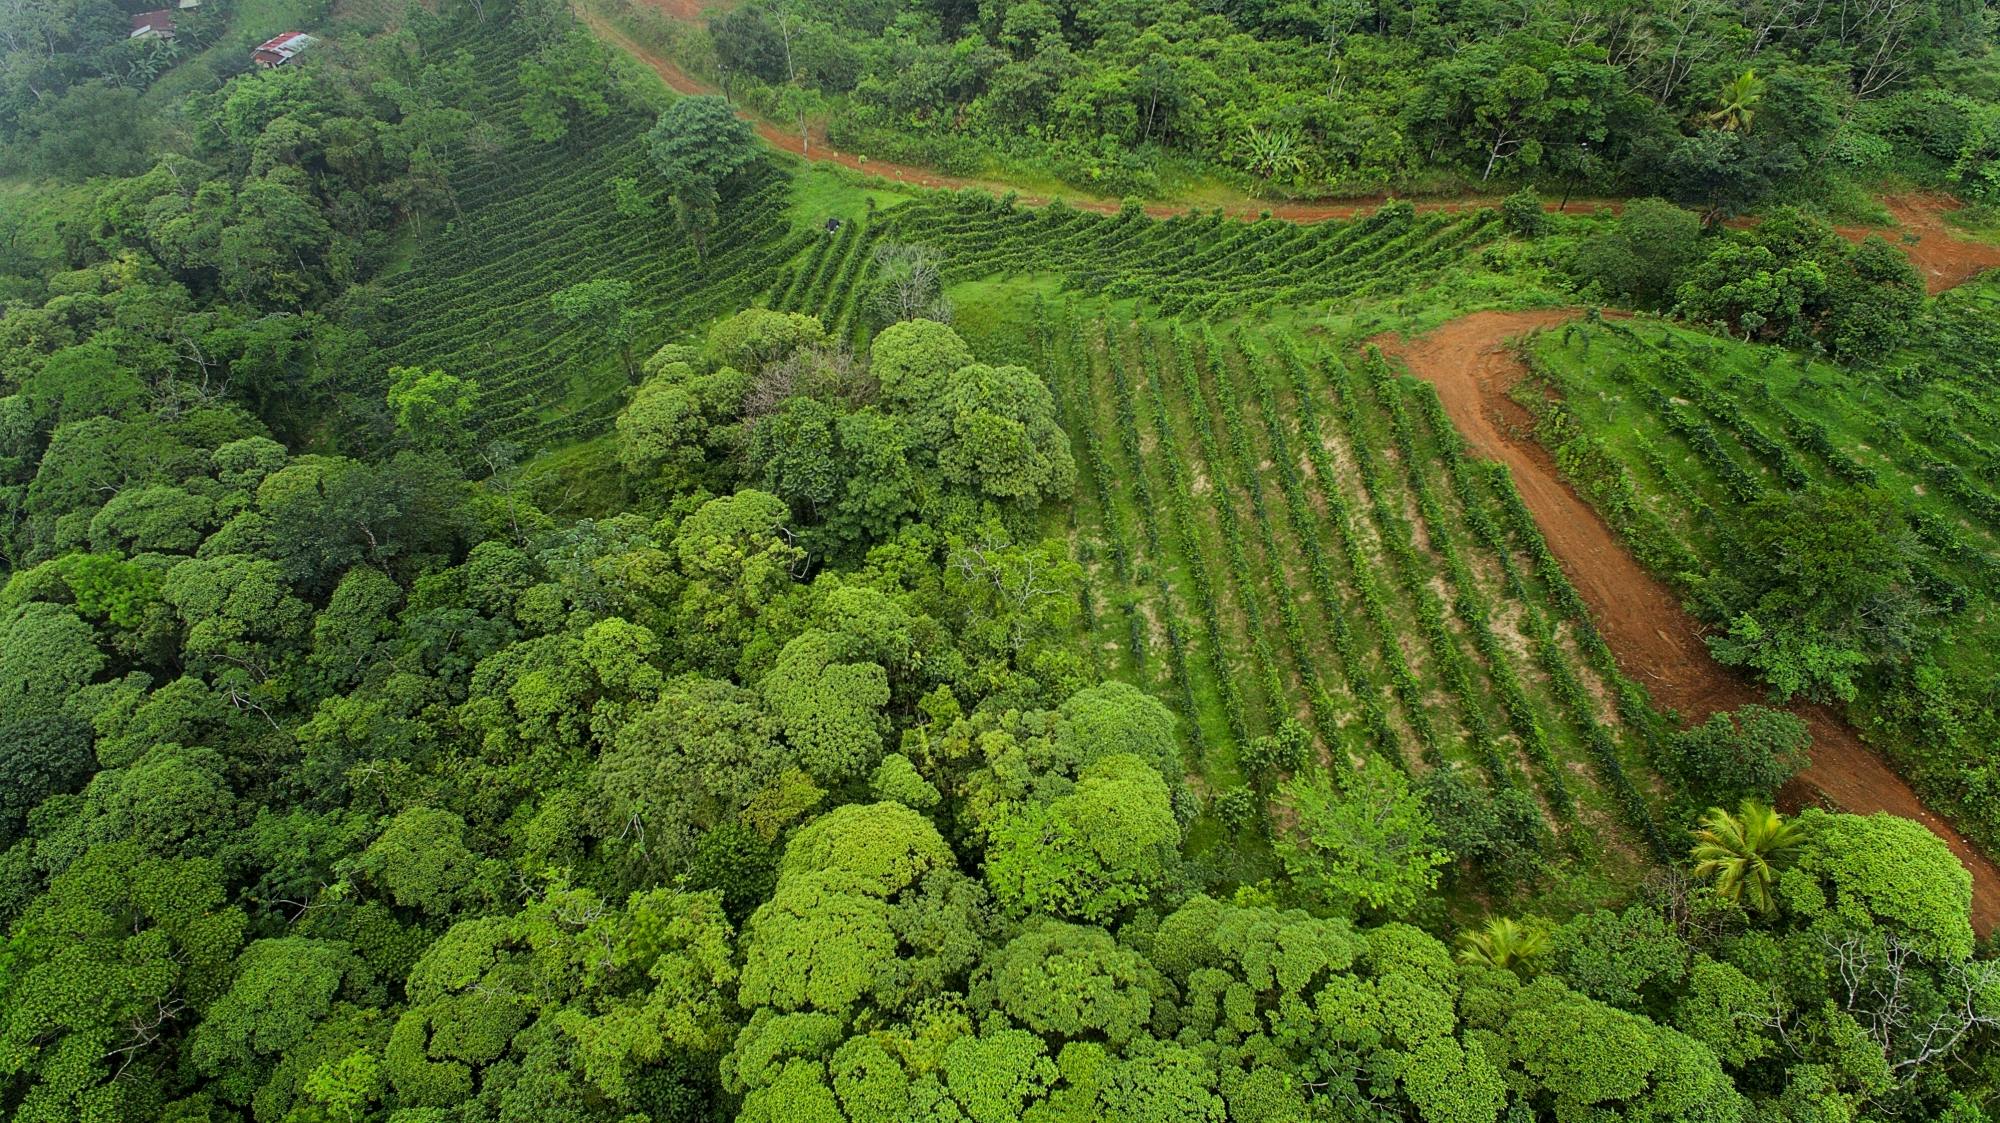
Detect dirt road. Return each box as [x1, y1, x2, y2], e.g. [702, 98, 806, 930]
[585, 0, 2000, 264]
[1376, 311, 2000, 936]
[1841, 194, 2000, 294]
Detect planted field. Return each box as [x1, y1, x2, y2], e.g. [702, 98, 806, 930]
[879, 195, 1498, 317]
[994, 296, 1672, 894]
[371, 19, 807, 449]
[766, 216, 884, 345]
[1523, 286, 2000, 850]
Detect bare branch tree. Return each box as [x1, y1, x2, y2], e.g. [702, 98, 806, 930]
[1814, 930, 2000, 1083]
[871, 241, 953, 326]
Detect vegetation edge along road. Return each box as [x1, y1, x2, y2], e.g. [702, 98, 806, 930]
[581, 0, 2000, 928]
[1376, 310, 2000, 936]
[580, 0, 2000, 264]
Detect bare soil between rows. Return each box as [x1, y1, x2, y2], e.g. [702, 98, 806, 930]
[1375, 311, 2000, 936]
[583, 0, 2000, 931]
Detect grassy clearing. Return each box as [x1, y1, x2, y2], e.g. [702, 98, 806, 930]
[783, 162, 920, 227]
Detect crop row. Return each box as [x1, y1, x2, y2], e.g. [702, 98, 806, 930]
[1124, 325, 1262, 758]
[1149, 326, 1346, 755]
[1246, 334, 1442, 763]
[1329, 343, 1554, 803]
[1198, 328, 1400, 756]
[1459, 431, 1671, 859]
[1096, 317, 1200, 743]
[1557, 323, 2000, 600]
[1041, 302, 1148, 672]
[873, 195, 1498, 316]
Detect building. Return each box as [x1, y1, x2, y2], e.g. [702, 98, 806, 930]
[176, 0, 201, 8]
[129, 9, 175, 40]
[252, 32, 316, 68]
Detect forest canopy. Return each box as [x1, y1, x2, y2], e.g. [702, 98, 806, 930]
[689, 0, 2000, 203]
[0, 0, 1997, 1121]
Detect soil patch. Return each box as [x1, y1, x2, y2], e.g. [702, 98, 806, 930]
[1375, 310, 2000, 937]
[1838, 193, 2000, 294]
[628, 0, 717, 21]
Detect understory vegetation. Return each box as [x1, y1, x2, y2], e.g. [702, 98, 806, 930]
[0, 0, 1998, 1121]
[639, 0, 2000, 205]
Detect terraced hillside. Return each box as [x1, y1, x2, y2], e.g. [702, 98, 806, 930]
[967, 296, 1676, 893]
[880, 194, 1500, 316]
[369, 19, 808, 450]
[765, 215, 883, 345]
[1522, 285, 2000, 854]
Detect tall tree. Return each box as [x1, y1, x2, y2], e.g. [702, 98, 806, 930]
[549, 279, 645, 380]
[1702, 70, 1766, 132]
[1273, 757, 1449, 913]
[646, 96, 758, 263]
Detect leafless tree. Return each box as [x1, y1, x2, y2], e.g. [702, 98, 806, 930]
[871, 241, 953, 326]
[1624, 0, 1723, 102]
[1741, 0, 1830, 55]
[105, 996, 187, 1081]
[1839, 0, 1928, 96]
[1816, 930, 2000, 1083]
[741, 342, 874, 424]
[948, 537, 1072, 650]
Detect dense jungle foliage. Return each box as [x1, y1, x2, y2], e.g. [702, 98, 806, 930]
[663, 0, 2000, 202]
[0, 0, 1998, 1122]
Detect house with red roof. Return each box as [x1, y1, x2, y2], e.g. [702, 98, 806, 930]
[252, 32, 317, 68]
[129, 10, 175, 40]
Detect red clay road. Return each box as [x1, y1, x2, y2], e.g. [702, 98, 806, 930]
[586, 0, 2000, 262]
[1842, 194, 2000, 294]
[1375, 311, 2000, 937]
[586, 0, 2000, 931]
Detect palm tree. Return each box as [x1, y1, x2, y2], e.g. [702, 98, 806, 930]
[1455, 916, 1549, 971]
[1703, 70, 1765, 133]
[1690, 799, 1803, 913]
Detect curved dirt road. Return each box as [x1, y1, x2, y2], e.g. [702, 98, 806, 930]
[1376, 311, 2000, 936]
[586, 1, 2000, 262]
[579, 5, 1632, 221]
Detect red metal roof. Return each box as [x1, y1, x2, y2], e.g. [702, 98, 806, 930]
[255, 31, 312, 53]
[130, 9, 175, 36]
[251, 31, 316, 66]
